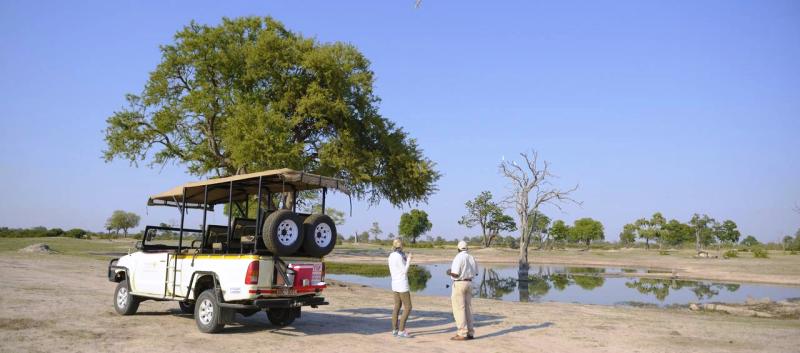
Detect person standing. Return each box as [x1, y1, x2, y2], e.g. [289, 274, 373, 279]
[388, 239, 413, 338]
[446, 240, 478, 341]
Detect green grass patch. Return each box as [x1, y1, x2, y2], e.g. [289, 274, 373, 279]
[325, 262, 389, 277]
[0, 237, 136, 259]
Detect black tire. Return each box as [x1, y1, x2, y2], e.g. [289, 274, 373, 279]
[194, 289, 225, 333]
[302, 214, 337, 257]
[178, 301, 195, 314]
[262, 210, 304, 256]
[113, 280, 139, 315]
[267, 308, 296, 327]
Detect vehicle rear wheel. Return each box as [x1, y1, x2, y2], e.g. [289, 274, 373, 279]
[113, 280, 139, 315]
[301, 214, 337, 257]
[263, 210, 304, 256]
[195, 290, 224, 333]
[267, 308, 297, 327]
[178, 301, 195, 314]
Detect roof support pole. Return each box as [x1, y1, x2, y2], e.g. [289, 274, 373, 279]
[255, 176, 263, 255]
[321, 187, 327, 215]
[227, 181, 233, 251]
[201, 185, 208, 252]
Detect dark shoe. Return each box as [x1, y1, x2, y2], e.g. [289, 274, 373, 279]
[450, 335, 467, 341]
[466, 334, 474, 339]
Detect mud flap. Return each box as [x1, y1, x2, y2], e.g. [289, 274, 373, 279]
[220, 307, 237, 325]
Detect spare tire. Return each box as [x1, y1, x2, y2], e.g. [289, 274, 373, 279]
[301, 214, 337, 257]
[263, 210, 304, 256]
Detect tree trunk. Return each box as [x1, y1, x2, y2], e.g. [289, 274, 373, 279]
[695, 229, 701, 254]
[645, 238, 650, 250]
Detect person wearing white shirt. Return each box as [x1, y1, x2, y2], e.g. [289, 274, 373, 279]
[446, 240, 478, 340]
[388, 239, 413, 338]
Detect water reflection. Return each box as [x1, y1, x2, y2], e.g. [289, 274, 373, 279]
[475, 268, 740, 302]
[625, 278, 740, 301]
[325, 263, 793, 306]
[408, 266, 432, 292]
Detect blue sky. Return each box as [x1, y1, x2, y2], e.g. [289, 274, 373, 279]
[1, 1, 798, 242]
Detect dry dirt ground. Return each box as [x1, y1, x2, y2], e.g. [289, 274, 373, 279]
[1, 253, 798, 353]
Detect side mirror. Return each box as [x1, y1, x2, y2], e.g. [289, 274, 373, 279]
[135, 241, 143, 250]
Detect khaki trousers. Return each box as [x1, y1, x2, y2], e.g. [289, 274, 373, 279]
[451, 281, 474, 337]
[392, 291, 412, 331]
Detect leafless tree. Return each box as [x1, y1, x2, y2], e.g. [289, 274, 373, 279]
[794, 202, 800, 215]
[499, 150, 580, 275]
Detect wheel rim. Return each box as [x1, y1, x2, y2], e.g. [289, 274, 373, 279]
[116, 287, 128, 308]
[198, 299, 214, 325]
[277, 219, 299, 246]
[314, 223, 332, 247]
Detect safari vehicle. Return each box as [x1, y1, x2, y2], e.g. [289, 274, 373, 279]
[108, 169, 347, 333]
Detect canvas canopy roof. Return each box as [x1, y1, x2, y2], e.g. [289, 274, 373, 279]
[147, 168, 348, 209]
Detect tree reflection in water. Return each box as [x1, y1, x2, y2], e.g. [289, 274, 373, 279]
[473, 267, 740, 302]
[475, 267, 606, 302]
[408, 265, 432, 292]
[624, 278, 739, 301]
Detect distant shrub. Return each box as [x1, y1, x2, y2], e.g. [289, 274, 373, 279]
[65, 228, 88, 239]
[659, 250, 670, 256]
[45, 228, 64, 237]
[407, 242, 433, 248]
[723, 249, 738, 259]
[790, 250, 798, 255]
[752, 247, 768, 259]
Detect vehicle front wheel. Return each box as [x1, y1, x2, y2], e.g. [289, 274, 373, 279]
[267, 308, 297, 327]
[178, 301, 195, 314]
[113, 280, 139, 315]
[195, 290, 224, 333]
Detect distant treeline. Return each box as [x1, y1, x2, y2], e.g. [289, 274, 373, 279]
[0, 226, 128, 239]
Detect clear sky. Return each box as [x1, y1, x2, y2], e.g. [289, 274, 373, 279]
[1, 1, 798, 242]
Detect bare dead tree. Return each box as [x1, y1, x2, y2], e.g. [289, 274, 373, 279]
[794, 202, 800, 215]
[499, 150, 580, 275]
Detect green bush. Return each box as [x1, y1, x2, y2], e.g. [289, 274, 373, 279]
[752, 247, 768, 258]
[723, 249, 738, 259]
[790, 250, 798, 255]
[65, 228, 88, 239]
[659, 250, 670, 256]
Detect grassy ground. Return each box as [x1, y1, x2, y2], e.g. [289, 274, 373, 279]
[0, 237, 136, 259]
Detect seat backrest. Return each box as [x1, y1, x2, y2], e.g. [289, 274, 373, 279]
[204, 225, 229, 252]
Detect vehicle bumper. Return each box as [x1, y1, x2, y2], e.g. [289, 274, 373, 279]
[218, 295, 328, 310]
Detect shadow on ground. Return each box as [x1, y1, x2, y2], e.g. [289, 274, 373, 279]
[148, 306, 555, 338]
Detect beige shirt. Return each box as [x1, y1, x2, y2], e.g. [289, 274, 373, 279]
[450, 251, 478, 280]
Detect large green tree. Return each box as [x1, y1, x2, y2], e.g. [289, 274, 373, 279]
[689, 213, 716, 254]
[569, 218, 604, 249]
[549, 220, 570, 248]
[619, 223, 637, 247]
[105, 210, 141, 237]
[103, 16, 439, 206]
[458, 191, 516, 247]
[716, 220, 741, 245]
[398, 209, 432, 244]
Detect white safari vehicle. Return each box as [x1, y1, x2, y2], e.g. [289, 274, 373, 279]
[108, 169, 346, 333]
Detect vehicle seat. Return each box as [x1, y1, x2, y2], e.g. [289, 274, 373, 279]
[204, 225, 229, 253]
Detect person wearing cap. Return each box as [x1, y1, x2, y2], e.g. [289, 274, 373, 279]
[446, 240, 478, 341]
[388, 238, 413, 338]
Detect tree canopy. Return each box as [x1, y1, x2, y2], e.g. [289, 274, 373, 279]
[398, 209, 432, 244]
[105, 210, 140, 237]
[569, 218, 604, 248]
[458, 191, 516, 247]
[103, 16, 439, 206]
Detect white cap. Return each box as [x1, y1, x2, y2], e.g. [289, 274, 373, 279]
[457, 240, 468, 250]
